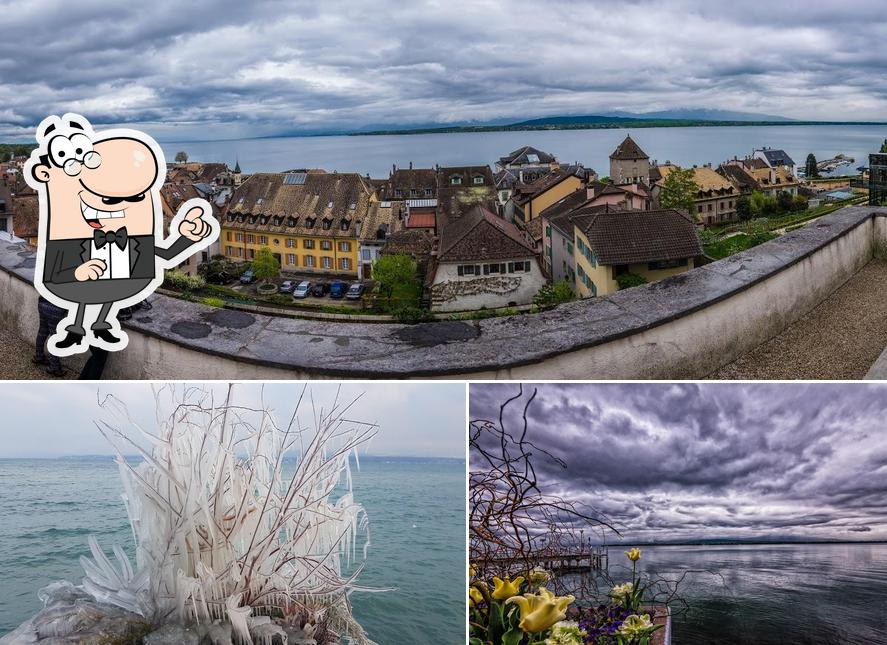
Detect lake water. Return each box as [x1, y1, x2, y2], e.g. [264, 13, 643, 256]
[571, 543, 887, 645]
[0, 456, 466, 645]
[160, 124, 887, 178]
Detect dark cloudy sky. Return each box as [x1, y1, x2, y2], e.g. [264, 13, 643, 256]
[1, 0, 886, 141]
[470, 383, 887, 543]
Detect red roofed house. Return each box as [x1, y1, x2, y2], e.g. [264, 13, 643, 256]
[429, 205, 545, 311]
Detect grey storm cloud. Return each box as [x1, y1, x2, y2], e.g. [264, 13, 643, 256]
[3, 0, 887, 140]
[469, 383, 887, 542]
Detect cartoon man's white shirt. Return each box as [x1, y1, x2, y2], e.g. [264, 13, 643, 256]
[89, 239, 131, 279]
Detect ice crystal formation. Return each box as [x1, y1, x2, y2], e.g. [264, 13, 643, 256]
[81, 384, 382, 645]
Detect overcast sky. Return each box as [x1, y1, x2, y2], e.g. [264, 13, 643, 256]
[1, 0, 886, 141]
[470, 383, 887, 543]
[0, 382, 465, 459]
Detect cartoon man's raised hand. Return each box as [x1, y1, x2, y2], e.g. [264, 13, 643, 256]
[178, 205, 214, 242]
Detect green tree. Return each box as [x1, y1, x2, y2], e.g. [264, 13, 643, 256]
[880, 139, 887, 154]
[735, 195, 752, 222]
[533, 280, 575, 308]
[373, 253, 418, 307]
[776, 190, 794, 213]
[174, 151, 189, 163]
[749, 190, 767, 216]
[615, 272, 648, 290]
[198, 254, 240, 284]
[805, 153, 819, 178]
[251, 247, 279, 284]
[658, 167, 698, 214]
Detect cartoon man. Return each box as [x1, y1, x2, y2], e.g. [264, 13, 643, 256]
[25, 114, 219, 356]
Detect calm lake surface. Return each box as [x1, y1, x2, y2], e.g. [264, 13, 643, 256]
[160, 124, 887, 178]
[0, 456, 466, 645]
[574, 543, 887, 645]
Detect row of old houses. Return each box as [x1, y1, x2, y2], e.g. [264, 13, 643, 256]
[1, 134, 802, 314]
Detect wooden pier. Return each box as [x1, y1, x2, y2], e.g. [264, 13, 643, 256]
[481, 545, 609, 574]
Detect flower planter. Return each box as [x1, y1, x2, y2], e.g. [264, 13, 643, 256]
[256, 283, 278, 295]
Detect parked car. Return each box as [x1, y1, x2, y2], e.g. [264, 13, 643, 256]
[311, 282, 329, 297]
[239, 269, 255, 284]
[279, 280, 296, 294]
[345, 283, 365, 300]
[329, 281, 347, 298]
[292, 281, 312, 299]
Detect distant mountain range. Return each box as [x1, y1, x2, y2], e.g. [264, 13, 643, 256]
[351, 109, 887, 136]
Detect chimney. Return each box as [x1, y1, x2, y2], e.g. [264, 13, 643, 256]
[409, 161, 413, 170]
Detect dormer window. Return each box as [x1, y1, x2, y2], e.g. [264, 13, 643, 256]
[410, 189, 418, 197]
[287, 216, 297, 227]
[473, 175, 484, 185]
[340, 220, 349, 231]
[327, 201, 334, 209]
[450, 175, 462, 185]
[395, 189, 403, 198]
[249, 215, 257, 224]
[424, 187, 433, 197]
[273, 216, 283, 226]
[260, 215, 269, 225]
[349, 202, 357, 210]
[306, 217, 315, 229]
[322, 218, 332, 230]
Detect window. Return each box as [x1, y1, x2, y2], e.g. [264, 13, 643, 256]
[304, 239, 315, 249]
[340, 220, 349, 231]
[286, 239, 295, 248]
[340, 257, 351, 270]
[457, 264, 481, 276]
[226, 231, 233, 242]
[248, 248, 255, 260]
[410, 189, 418, 197]
[424, 188, 433, 197]
[361, 249, 372, 261]
[450, 175, 462, 185]
[473, 175, 484, 185]
[259, 235, 268, 245]
[226, 245, 234, 255]
[304, 255, 315, 267]
[287, 217, 297, 227]
[321, 240, 332, 250]
[567, 242, 574, 254]
[306, 218, 315, 229]
[322, 256, 332, 269]
[708, 204, 713, 212]
[236, 232, 244, 242]
[649, 258, 688, 270]
[395, 189, 403, 198]
[246, 234, 255, 244]
[322, 219, 331, 230]
[236, 247, 243, 258]
[287, 253, 296, 266]
[339, 241, 350, 252]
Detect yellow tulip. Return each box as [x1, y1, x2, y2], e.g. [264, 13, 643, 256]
[469, 586, 484, 606]
[506, 587, 575, 633]
[528, 566, 550, 585]
[618, 613, 655, 637]
[491, 575, 525, 600]
[625, 547, 641, 562]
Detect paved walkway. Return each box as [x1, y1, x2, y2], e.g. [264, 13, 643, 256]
[0, 330, 82, 379]
[711, 260, 887, 380]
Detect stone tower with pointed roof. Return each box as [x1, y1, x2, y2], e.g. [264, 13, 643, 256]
[233, 159, 242, 186]
[609, 134, 650, 185]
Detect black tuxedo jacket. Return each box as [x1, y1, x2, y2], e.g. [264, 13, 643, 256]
[43, 234, 195, 284]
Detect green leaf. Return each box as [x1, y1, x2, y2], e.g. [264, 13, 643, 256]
[502, 627, 524, 645]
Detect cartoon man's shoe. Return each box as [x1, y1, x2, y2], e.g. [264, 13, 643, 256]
[54, 331, 85, 349]
[93, 329, 122, 344]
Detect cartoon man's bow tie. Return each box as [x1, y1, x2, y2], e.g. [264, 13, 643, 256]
[93, 227, 128, 250]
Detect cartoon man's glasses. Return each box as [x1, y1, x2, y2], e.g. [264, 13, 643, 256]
[48, 133, 101, 176]
[63, 151, 101, 176]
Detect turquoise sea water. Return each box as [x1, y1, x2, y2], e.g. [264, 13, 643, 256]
[159, 123, 887, 178]
[567, 543, 887, 644]
[0, 456, 466, 645]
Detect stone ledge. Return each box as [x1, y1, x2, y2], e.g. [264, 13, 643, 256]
[1, 206, 884, 379]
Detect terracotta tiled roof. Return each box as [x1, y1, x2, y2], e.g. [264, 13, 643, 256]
[383, 229, 434, 257]
[574, 208, 702, 265]
[12, 194, 38, 239]
[359, 200, 399, 242]
[522, 216, 544, 242]
[379, 167, 437, 200]
[655, 165, 736, 195]
[539, 189, 591, 222]
[513, 167, 584, 205]
[718, 164, 761, 192]
[224, 172, 373, 239]
[438, 205, 536, 262]
[750, 166, 799, 186]
[609, 135, 649, 161]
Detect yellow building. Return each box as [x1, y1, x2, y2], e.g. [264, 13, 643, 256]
[222, 171, 375, 277]
[572, 208, 702, 298]
[653, 164, 739, 226]
[512, 167, 587, 222]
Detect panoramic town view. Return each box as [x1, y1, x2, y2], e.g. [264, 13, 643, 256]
[1, 1, 887, 644]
